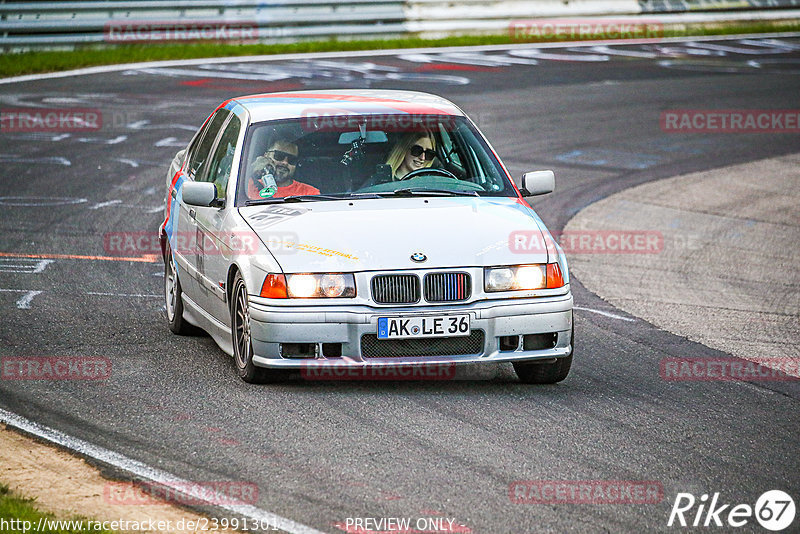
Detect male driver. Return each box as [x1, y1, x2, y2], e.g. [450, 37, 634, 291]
[247, 139, 319, 199]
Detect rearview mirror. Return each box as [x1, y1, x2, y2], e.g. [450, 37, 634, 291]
[520, 170, 555, 196]
[338, 131, 388, 144]
[182, 181, 223, 208]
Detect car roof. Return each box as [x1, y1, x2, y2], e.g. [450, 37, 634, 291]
[229, 89, 465, 123]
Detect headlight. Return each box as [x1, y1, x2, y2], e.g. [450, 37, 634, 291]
[286, 273, 356, 298]
[484, 264, 563, 292]
[320, 274, 346, 297]
[515, 265, 545, 289]
[485, 267, 516, 291]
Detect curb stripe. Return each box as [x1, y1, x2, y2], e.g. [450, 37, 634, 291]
[0, 408, 328, 534]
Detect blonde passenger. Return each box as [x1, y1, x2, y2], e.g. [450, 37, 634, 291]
[385, 131, 437, 180]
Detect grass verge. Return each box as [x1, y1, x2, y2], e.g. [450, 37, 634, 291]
[1, 19, 799, 78]
[0, 483, 115, 534]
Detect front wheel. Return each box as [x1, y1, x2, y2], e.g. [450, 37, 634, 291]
[230, 273, 286, 383]
[164, 249, 191, 335]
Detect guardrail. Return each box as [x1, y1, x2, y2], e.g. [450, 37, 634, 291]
[0, 1, 407, 48]
[1, 0, 799, 50]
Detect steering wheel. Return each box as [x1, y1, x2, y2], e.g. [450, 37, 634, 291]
[398, 167, 459, 181]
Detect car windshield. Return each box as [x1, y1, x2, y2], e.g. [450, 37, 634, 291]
[236, 115, 516, 205]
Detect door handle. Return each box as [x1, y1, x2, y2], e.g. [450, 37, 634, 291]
[171, 189, 176, 199]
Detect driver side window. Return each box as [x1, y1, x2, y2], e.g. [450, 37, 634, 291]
[199, 115, 241, 199]
[186, 109, 230, 180]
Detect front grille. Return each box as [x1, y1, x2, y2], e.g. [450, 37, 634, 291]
[371, 274, 420, 304]
[361, 330, 485, 358]
[424, 272, 471, 302]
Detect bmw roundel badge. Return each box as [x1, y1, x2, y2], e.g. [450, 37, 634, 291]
[410, 252, 427, 263]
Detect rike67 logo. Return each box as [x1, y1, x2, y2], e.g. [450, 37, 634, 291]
[668, 490, 795, 531]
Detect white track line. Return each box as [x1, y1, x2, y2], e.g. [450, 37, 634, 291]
[0, 288, 42, 309]
[32, 259, 54, 273]
[2, 32, 799, 86]
[0, 408, 328, 534]
[14, 290, 41, 309]
[574, 306, 635, 322]
[89, 200, 123, 210]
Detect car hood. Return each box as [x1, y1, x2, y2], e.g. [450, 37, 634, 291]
[240, 197, 551, 272]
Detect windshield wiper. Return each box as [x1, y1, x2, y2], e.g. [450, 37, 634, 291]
[245, 194, 345, 206]
[282, 194, 347, 203]
[383, 188, 479, 197]
[348, 192, 390, 199]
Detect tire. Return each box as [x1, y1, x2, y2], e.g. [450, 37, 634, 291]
[230, 272, 286, 383]
[164, 247, 192, 335]
[513, 325, 574, 384]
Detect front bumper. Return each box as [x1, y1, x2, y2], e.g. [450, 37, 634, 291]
[248, 292, 573, 368]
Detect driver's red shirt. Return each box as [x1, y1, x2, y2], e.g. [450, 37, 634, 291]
[247, 178, 320, 199]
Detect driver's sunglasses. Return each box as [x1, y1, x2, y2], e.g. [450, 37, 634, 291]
[409, 144, 436, 161]
[267, 150, 298, 165]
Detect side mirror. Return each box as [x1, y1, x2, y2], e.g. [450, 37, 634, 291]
[520, 170, 555, 196]
[182, 181, 223, 208]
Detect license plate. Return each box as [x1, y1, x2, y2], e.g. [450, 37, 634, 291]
[377, 314, 470, 340]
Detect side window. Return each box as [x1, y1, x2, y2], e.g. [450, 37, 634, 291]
[199, 115, 241, 199]
[186, 109, 230, 179]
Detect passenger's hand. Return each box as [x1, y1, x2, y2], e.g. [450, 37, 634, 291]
[249, 155, 269, 175]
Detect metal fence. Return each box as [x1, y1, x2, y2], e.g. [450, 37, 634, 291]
[0, 1, 407, 48]
[1, 0, 798, 49]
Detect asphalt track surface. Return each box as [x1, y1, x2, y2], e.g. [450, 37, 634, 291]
[1, 36, 800, 533]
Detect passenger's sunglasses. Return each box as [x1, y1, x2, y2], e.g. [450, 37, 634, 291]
[267, 150, 298, 165]
[409, 144, 436, 161]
